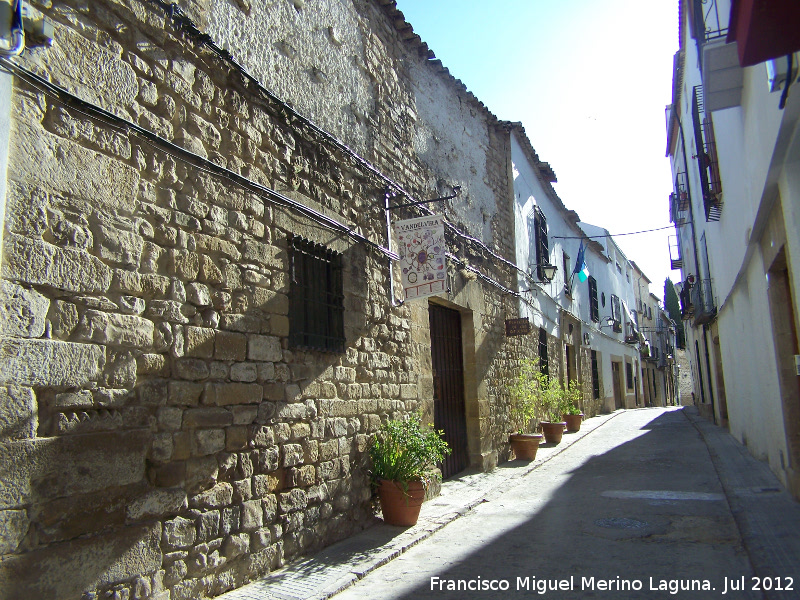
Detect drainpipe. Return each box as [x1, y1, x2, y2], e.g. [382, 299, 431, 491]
[678, 117, 711, 409]
[385, 188, 404, 308]
[0, 0, 22, 269]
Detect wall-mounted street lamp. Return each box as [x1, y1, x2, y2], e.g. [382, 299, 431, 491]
[532, 263, 558, 283]
[599, 316, 616, 328]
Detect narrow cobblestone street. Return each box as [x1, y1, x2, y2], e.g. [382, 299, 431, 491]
[224, 408, 800, 600]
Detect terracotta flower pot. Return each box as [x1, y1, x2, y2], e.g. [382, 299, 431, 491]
[563, 413, 584, 432]
[377, 480, 425, 526]
[509, 433, 543, 461]
[541, 421, 566, 444]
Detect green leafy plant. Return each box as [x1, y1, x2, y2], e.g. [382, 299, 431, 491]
[509, 358, 544, 433]
[369, 412, 451, 492]
[563, 380, 583, 415]
[509, 359, 583, 426]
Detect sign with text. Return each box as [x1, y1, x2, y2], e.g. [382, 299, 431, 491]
[505, 317, 531, 337]
[394, 215, 446, 300]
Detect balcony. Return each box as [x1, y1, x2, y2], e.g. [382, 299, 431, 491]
[679, 281, 694, 320]
[669, 232, 684, 271]
[691, 278, 717, 325]
[693, 0, 743, 111]
[692, 87, 724, 222]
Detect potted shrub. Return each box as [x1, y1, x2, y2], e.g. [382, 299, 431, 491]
[369, 412, 451, 526]
[562, 380, 584, 432]
[538, 377, 568, 445]
[508, 358, 544, 460]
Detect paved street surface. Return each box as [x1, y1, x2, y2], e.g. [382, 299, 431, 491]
[220, 408, 800, 600]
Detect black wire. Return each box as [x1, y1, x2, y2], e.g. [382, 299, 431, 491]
[0, 58, 401, 261]
[553, 225, 674, 239]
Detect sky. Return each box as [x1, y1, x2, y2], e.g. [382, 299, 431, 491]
[394, 0, 681, 300]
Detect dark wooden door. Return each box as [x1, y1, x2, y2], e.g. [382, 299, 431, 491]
[612, 361, 624, 409]
[429, 304, 469, 478]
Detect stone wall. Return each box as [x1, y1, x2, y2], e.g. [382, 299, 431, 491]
[0, 1, 533, 599]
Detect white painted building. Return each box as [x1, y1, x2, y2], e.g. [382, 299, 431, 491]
[510, 126, 645, 414]
[665, 0, 800, 496]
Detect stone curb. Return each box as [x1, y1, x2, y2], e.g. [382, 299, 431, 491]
[218, 410, 623, 600]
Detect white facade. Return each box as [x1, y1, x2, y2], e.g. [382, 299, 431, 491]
[666, 0, 800, 496]
[510, 129, 645, 413]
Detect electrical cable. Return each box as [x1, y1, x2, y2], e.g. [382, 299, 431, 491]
[145, 1, 538, 292]
[553, 225, 674, 240]
[0, 57, 399, 262]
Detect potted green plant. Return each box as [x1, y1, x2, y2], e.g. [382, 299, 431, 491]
[508, 358, 544, 460]
[368, 412, 451, 526]
[562, 380, 584, 432]
[538, 376, 568, 445]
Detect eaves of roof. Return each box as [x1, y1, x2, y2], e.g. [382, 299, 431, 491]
[375, 0, 507, 129]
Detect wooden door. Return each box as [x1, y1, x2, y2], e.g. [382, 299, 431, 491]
[612, 361, 624, 409]
[429, 304, 469, 479]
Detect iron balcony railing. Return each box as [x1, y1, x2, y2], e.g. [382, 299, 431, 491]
[690, 278, 717, 325]
[692, 0, 729, 45]
[679, 281, 694, 320]
[669, 234, 683, 270]
[692, 86, 723, 221]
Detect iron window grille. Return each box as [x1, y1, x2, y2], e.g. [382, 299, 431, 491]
[610, 294, 622, 333]
[529, 206, 550, 281]
[625, 362, 634, 390]
[591, 350, 600, 400]
[588, 276, 599, 322]
[538, 327, 549, 378]
[288, 235, 345, 353]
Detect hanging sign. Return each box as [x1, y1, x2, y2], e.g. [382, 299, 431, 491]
[393, 215, 446, 300]
[505, 318, 531, 337]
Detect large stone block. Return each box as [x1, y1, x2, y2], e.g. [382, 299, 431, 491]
[0, 509, 29, 554]
[91, 223, 143, 269]
[247, 334, 282, 362]
[0, 338, 104, 387]
[0, 385, 36, 440]
[2, 234, 112, 293]
[204, 382, 263, 406]
[74, 309, 154, 349]
[214, 330, 247, 361]
[126, 488, 188, 522]
[0, 430, 148, 509]
[0, 523, 160, 600]
[11, 119, 139, 214]
[0, 281, 49, 338]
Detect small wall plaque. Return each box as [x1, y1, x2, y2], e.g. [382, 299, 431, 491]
[505, 317, 531, 337]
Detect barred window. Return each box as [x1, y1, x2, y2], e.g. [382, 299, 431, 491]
[538, 327, 549, 378]
[591, 350, 600, 400]
[528, 207, 550, 280]
[625, 361, 634, 390]
[288, 235, 345, 353]
[610, 294, 622, 333]
[588, 276, 599, 322]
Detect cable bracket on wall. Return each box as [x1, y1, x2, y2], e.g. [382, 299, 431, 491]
[386, 185, 461, 211]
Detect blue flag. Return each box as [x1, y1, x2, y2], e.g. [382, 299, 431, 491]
[573, 240, 589, 282]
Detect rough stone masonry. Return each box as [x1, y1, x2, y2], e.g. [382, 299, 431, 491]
[0, 1, 564, 599]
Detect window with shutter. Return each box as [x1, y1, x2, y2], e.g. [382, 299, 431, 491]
[610, 294, 622, 333]
[588, 276, 599, 322]
[533, 207, 549, 280]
